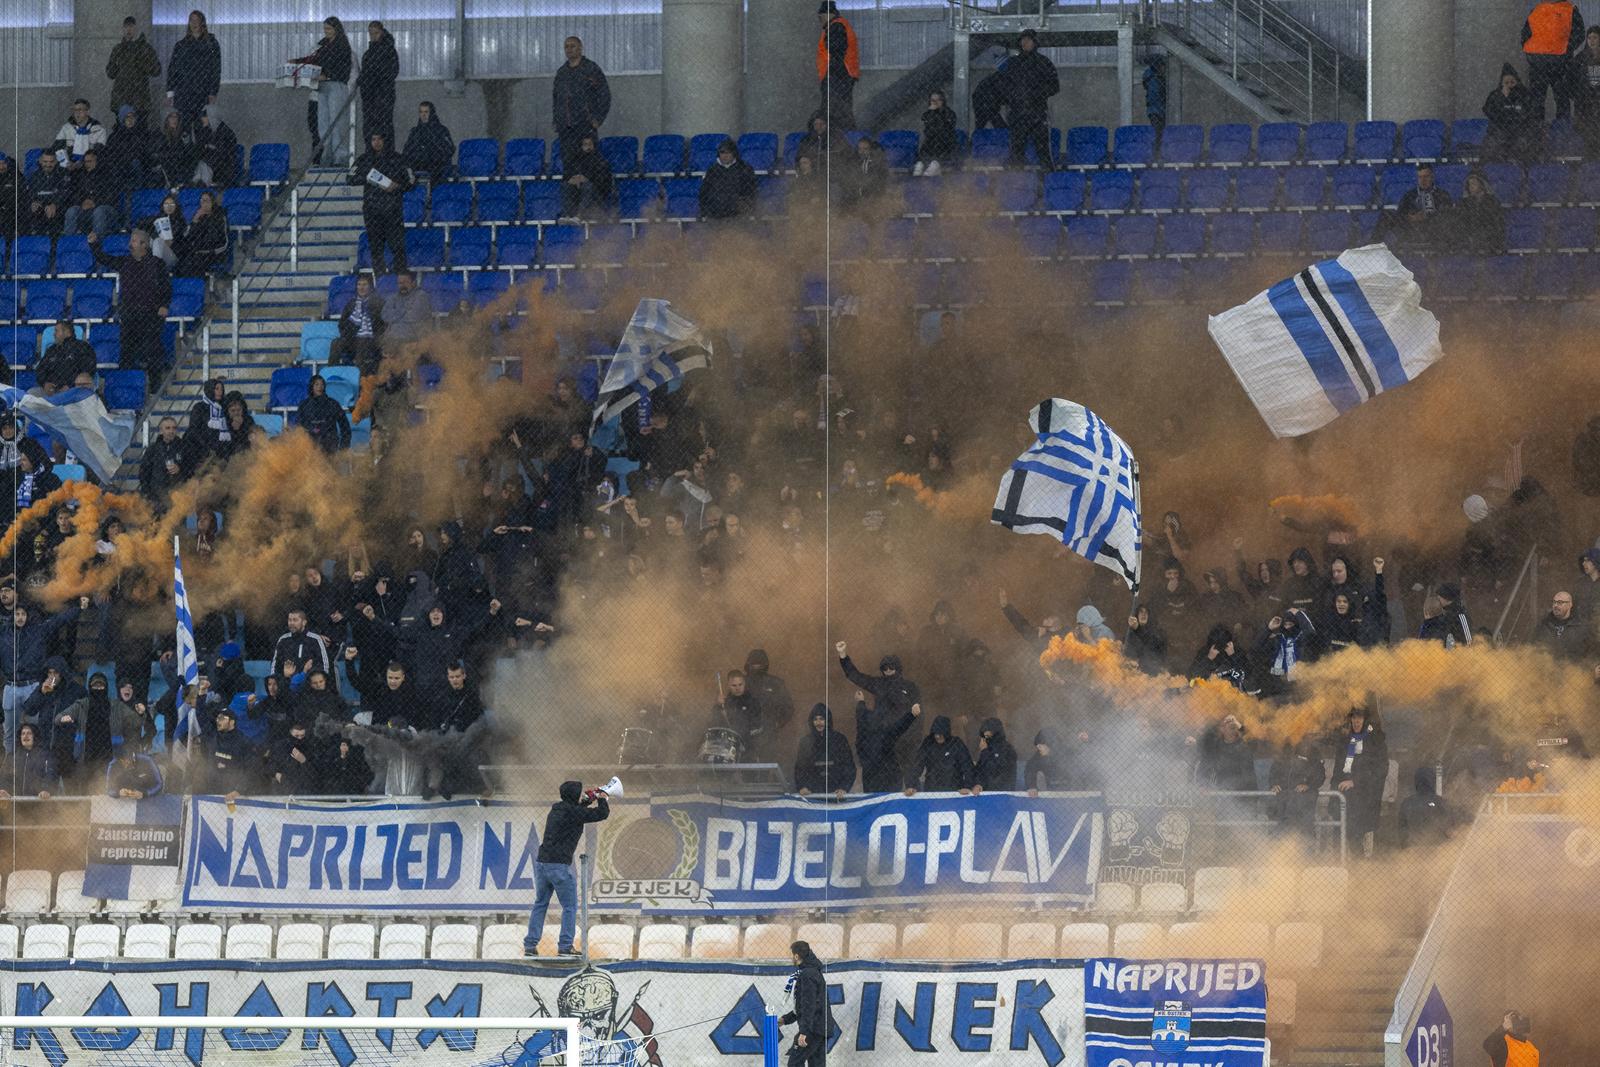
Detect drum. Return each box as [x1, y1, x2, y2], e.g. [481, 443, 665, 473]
[618, 727, 655, 765]
[699, 727, 741, 765]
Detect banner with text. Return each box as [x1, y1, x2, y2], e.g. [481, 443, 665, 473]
[83, 794, 184, 902]
[589, 791, 1105, 913]
[0, 959, 1089, 1067]
[1083, 957, 1268, 1067]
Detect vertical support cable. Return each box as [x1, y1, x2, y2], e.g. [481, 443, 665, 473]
[291, 187, 300, 272]
[230, 276, 239, 364]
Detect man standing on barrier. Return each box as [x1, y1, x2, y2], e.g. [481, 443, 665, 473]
[779, 940, 830, 1066]
[524, 779, 613, 959]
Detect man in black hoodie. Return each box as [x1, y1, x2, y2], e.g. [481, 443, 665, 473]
[348, 131, 412, 274]
[744, 649, 795, 735]
[780, 939, 830, 1066]
[1004, 29, 1059, 169]
[906, 715, 974, 794]
[357, 21, 399, 145]
[852, 692, 918, 793]
[1398, 767, 1457, 847]
[794, 703, 856, 798]
[524, 780, 609, 957]
[972, 716, 1017, 793]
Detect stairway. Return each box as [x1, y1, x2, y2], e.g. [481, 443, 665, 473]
[112, 167, 363, 487]
[1284, 923, 1420, 1067]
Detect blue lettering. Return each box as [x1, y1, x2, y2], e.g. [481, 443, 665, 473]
[508, 829, 538, 889]
[230, 824, 272, 889]
[350, 823, 366, 886]
[304, 983, 357, 1067]
[310, 825, 348, 890]
[1010, 980, 1065, 1067]
[14, 983, 66, 1067]
[222, 983, 289, 1051]
[826, 984, 844, 1050]
[951, 982, 996, 1052]
[892, 983, 936, 1052]
[366, 982, 413, 1050]
[277, 825, 315, 888]
[708, 986, 769, 1055]
[419, 985, 483, 1051]
[194, 814, 233, 889]
[480, 822, 513, 890]
[73, 982, 137, 1051]
[855, 981, 880, 1051]
[425, 823, 463, 890]
[362, 825, 400, 891]
[396, 824, 427, 890]
[154, 981, 209, 1066]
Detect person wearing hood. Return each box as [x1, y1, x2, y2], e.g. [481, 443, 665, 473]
[525, 779, 610, 956]
[205, 641, 252, 707]
[357, 21, 399, 145]
[322, 735, 373, 794]
[1280, 547, 1327, 614]
[1419, 583, 1473, 648]
[107, 16, 163, 121]
[147, 110, 195, 187]
[190, 103, 237, 185]
[915, 599, 967, 707]
[1196, 714, 1257, 791]
[1189, 624, 1255, 692]
[268, 720, 321, 794]
[2, 602, 86, 753]
[1004, 28, 1059, 168]
[396, 601, 501, 724]
[972, 716, 1018, 792]
[432, 520, 487, 614]
[699, 138, 758, 220]
[906, 714, 975, 794]
[105, 742, 163, 799]
[1484, 64, 1540, 163]
[794, 703, 856, 797]
[914, 89, 959, 176]
[349, 131, 412, 274]
[780, 939, 831, 1067]
[298, 374, 352, 453]
[1269, 734, 1327, 836]
[1254, 608, 1320, 697]
[202, 704, 259, 795]
[1331, 705, 1387, 857]
[1150, 557, 1199, 652]
[1533, 590, 1589, 660]
[837, 641, 920, 720]
[53, 99, 108, 167]
[1198, 569, 1248, 630]
[2, 723, 59, 799]
[852, 686, 920, 793]
[1324, 556, 1389, 652]
[166, 10, 221, 136]
[997, 588, 1065, 651]
[1074, 605, 1115, 643]
[1024, 729, 1068, 793]
[402, 101, 455, 178]
[1398, 767, 1457, 847]
[62, 671, 143, 778]
[559, 131, 616, 219]
[1573, 547, 1600, 623]
[743, 649, 795, 734]
[291, 667, 348, 729]
[1124, 604, 1169, 676]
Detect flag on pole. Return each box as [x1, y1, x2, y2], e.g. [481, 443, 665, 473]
[992, 399, 1143, 593]
[591, 299, 712, 431]
[1206, 244, 1443, 438]
[173, 537, 201, 759]
[0, 385, 135, 482]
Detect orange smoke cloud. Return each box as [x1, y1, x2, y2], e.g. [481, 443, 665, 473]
[1267, 493, 1365, 533]
[885, 472, 989, 522]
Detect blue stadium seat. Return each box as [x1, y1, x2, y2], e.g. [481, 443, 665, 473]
[405, 228, 446, 268]
[1066, 126, 1109, 166]
[758, 175, 788, 214]
[1504, 208, 1543, 252]
[1526, 163, 1572, 205]
[901, 179, 937, 216]
[269, 365, 313, 411]
[1432, 163, 1469, 200]
[222, 186, 264, 230]
[523, 181, 561, 223]
[247, 143, 290, 186]
[467, 270, 511, 307]
[450, 226, 492, 268]
[1159, 124, 1204, 165]
[299, 320, 338, 363]
[995, 171, 1037, 213]
[1137, 258, 1188, 303]
[1257, 213, 1301, 253]
[129, 188, 166, 224]
[469, 182, 516, 225]
[1089, 170, 1134, 211]
[663, 177, 700, 217]
[559, 270, 603, 312]
[1111, 215, 1157, 257]
[781, 131, 807, 170]
[1330, 164, 1376, 206]
[1186, 169, 1230, 209]
[1353, 120, 1398, 161]
[1, 327, 39, 368]
[617, 178, 660, 219]
[1112, 125, 1156, 165]
[1233, 167, 1278, 209]
[600, 136, 640, 175]
[25, 280, 67, 322]
[504, 138, 546, 177]
[1064, 215, 1110, 256]
[1549, 116, 1583, 158]
[918, 219, 961, 262]
[422, 271, 464, 312]
[1016, 216, 1061, 258]
[168, 276, 205, 319]
[1027, 127, 1060, 167]
[689, 133, 729, 173]
[1424, 255, 1479, 300]
[1137, 169, 1180, 211]
[1210, 212, 1255, 254]
[374, 273, 398, 299]
[430, 182, 473, 224]
[547, 139, 566, 177]
[13, 236, 52, 276]
[0, 285, 16, 321]
[1090, 260, 1131, 304]
[255, 412, 285, 436]
[354, 232, 373, 271]
[1042, 171, 1086, 213]
[970, 128, 1009, 165]
[1484, 254, 1529, 297]
[737, 132, 779, 172]
[643, 134, 686, 175]
[1403, 119, 1446, 159]
[100, 234, 130, 257]
[1208, 124, 1253, 163]
[878, 130, 919, 170]
[1549, 207, 1596, 250]
[402, 186, 427, 224]
[320, 365, 360, 408]
[50, 235, 92, 275]
[870, 217, 911, 261]
[582, 224, 632, 267]
[1380, 163, 1418, 207]
[326, 275, 356, 315]
[457, 138, 500, 178]
[1161, 213, 1206, 256]
[1450, 118, 1488, 157]
[1481, 163, 1524, 204]
[1526, 253, 1577, 299]
[177, 187, 210, 218]
[1577, 161, 1600, 203]
[1282, 165, 1325, 207]
[102, 369, 146, 411]
[1304, 121, 1348, 162]
[541, 224, 585, 267]
[1256, 123, 1302, 162]
[1304, 212, 1354, 255]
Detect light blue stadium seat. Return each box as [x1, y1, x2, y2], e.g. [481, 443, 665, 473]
[320, 366, 360, 408]
[300, 321, 339, 365]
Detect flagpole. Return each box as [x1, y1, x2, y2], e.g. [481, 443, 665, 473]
[1128, 458, 1143, 625]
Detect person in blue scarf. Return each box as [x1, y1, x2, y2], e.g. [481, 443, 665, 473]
[1255, 607, 1321, 698]
[1331, 705, 1388, 857]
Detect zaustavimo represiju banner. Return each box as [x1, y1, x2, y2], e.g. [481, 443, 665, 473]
[179, 793, 1104, 914]
[0, 960, 1091, 1067]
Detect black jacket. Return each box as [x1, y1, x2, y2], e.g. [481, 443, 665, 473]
[552, 58, 611, 130]
[911, 716, 975, 791]
[1004, 50, 1060, 118]
[206, 727, 259, 793]
[292, 33, 352, 84]
[920, 107, 959, 162]
[699, 159, 758, 219]
[268, 733, 320, 793]
[107, 35, 163, 113]
[322, 741, 373, 794]
[403, 114, 455, 176]
[271, 628, 332, 677]
[349, 147, 412, 212]
[103, 121, 153, 185]
[1398, 769, 1455, 847]
[972, 717, 1018, 791]
[1534, 610, 1589, 659]
[193, 117, 238, 186]
[853, 699, 914, 793]
[150, 131, 196, 187]
[566, 147, 616, 206]
[780, 948, 829, 1039]
[338, 293, 385, 342]
[1197, 727, 1258, 791]
[358, 32, 399, 109]
[167, 33, 222, 113]
[537, 781, 608, 865]
[298, 393, 351, 453]
[92, 247, 171, 312]
[37, 335, 97, 390]
[27, 166, 73, 210]
[1484, 82, 1537, 135]
[72, 164, 124, 213]
[794, 705, 857, 794]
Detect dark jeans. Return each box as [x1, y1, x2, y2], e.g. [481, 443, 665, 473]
[557, 124, 593, 174]
[364, 209, 406, 274]
[120, 308, 167, 378]
[1527, 53, 1575, 121]
[1009, 112, 1052, 168]
[329, 335, 382, 375]
[362, 95, 394, 148]
[820, 77, 857, 131]
[787, 1037, 825, 1067]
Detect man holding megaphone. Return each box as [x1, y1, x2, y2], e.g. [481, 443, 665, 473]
[523, 777, 621, 958]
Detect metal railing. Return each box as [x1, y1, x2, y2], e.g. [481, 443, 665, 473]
[1197, 787, 1349, 864]
[1492, 542, 1541, 647]
[948, 0, 1133, 30]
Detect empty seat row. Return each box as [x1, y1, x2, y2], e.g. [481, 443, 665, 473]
[1096, 865, 1348, 915]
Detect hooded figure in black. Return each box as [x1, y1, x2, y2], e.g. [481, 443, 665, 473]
[1325, 564, 1389, 653]
[432, 520, 485, 615]
[1196, 714, 1257, 791]
[743, 649, 795, 734]
[1484, 63, 1541, 163]
[710, 669, 770, 761]
[402, 101, 455, 177]
[794, 703, 856, 796]
[972, 716, 1017, 792]
[1280, 547, 1327, 614]
[1124, 604, 1169, 676]
[853, 692, 918, 793]
[1398, 768, 1457, 847]
[297, 374, 351, 453]
[838, 643, 921, 773]
[356, 22, 399, 144]
[779, 939, 830, 1067]
[1269, 735, 1327, 835]
[1024, 729, 1068, 792]
[907, 715, 974, 793]
[1189, 624, 1255, 693]
[1331, 705, 1388, 855]
[1255, 608, 1321, 696]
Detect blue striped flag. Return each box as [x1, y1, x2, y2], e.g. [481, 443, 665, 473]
[82, 794, 183, 901]
[992, 399, 1143, 593]
[174, 537, 201, 754]
[592, 299, 712, 431]
[1207, 244, 1442, 438]
[0, 384, 134, 481]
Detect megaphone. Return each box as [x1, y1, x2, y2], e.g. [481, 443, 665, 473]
[585, 776, 624, 801]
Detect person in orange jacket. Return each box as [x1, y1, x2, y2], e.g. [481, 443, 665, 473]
[1523, 0, 1586, 121]
[816, 1, 859, 131]
[1482, 1011, 1538, 1067]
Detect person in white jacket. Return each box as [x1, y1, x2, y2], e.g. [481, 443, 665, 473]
[53, 99, 108, 168]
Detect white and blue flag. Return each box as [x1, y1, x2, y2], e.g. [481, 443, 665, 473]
[0, 384, 134, 482]
[1084, 957, 1268, 1067]
[174, 537, 202, 754]
[992, 398, 1143, 593]
[82, 794, 183, 902]
[592, 299, 712, 430]
[1207, 244, 1442, 438]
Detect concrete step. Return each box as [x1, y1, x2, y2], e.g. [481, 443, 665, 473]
[1287, 1053, 1384, 1067]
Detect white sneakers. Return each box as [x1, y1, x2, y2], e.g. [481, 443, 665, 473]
[912, 160, 942, 177]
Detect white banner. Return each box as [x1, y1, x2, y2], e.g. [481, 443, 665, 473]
[0, 960, 1088, 1067]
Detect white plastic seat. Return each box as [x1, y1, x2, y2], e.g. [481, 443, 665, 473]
[1247, 867, 1299, 916]
[1298, 866, 1349, 916]
[1058, 922, 1110, 958]
[1006, 922, 1057, 958]
[327, 922, 377, 959]
[741, 923, 793, 959]
[53, 871, 100, 917]
[0, 924, 20, 959]
[103, 894, 152, 918]
[224, 923, 273, 960]
[846, 922, 898, 960]
[377, 923, 428, 959]
[1272, 921, 1325, 970]
[428, 923, 479, 960]
[951, 922, 1002, 958]
[6, 870, 52, 914]
[689, 925, 740, 960]
[1092, 881, 1135, 913]
[899, 923, 951, 959]
[23, 924, 70, 959]
[1270, 977, 1297, 1026]
[479, 923, 525, 960]
[1165, 921, 1211, 955]
[534, 925, 585, 956]
[1192, 866, 1243, 912]
[636, 924, 688, 960]
[275, 923, 325, 960]
[123, 923, 172, 959]
[585, 923, 634, 960]
[794, 922, 844, 958]
[72, 923, 120, 960]
[173, 923, 223, 959]
[1112, 922, 1167, 958]
[1138, 881, 1188, 914]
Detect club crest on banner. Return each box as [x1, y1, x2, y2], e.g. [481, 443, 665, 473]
[1151, 1000, 1192, 1053]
